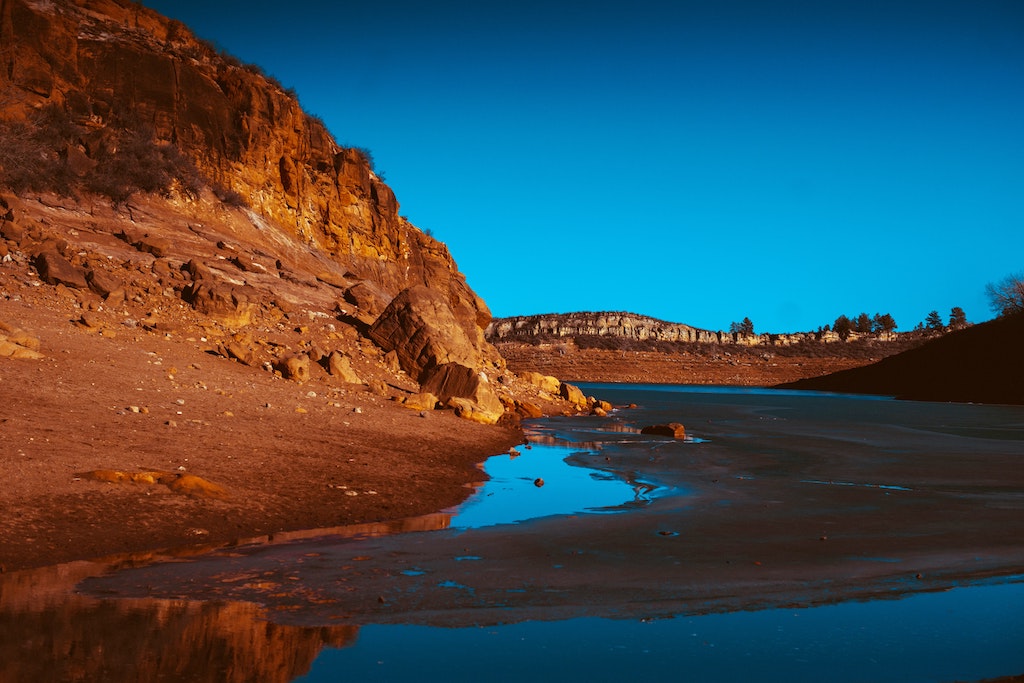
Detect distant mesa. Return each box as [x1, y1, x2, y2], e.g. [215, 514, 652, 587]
[486, 311, 866, 347]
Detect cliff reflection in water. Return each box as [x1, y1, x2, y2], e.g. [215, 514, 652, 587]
[0, 512, 455, 682]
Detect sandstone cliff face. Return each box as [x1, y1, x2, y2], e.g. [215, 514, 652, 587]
[487, 312, 853, 347]
[0, 0, 483, 320]
[0, 0, 520, 421]
[488, 312, 724, 344]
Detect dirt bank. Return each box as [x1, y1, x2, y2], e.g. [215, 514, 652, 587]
[0, 289, 521, 572]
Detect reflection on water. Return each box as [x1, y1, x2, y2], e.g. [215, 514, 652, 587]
[297, 578, 1024, 683]
[0, 560, 357, 683]
[451, 442, 663, 528]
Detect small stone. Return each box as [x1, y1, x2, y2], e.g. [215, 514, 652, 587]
[129, 405, 141, 413]
[166, 420, 177, 427]
[352, 407, 363, 414]
[306, 391, 317, 398]
[296, 406, 308, 414]
[175, 399, 185, 405]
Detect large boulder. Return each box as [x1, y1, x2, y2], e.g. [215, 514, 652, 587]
[520, 371, 561, 394]
[33, 250, 88, 289]
[420, 363, 505, 425]
[368, 285, 483, 382]
[559, 381, 588, 408]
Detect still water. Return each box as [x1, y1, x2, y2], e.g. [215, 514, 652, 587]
[3, 385, 1024, 682]
[299, 579, 1024, 683]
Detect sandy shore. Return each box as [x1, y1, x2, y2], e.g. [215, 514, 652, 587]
[0, 292, 521, 572]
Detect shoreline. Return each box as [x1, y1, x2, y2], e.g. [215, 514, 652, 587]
[72, 390, 1024, 629]
[0, 293, 522, 573]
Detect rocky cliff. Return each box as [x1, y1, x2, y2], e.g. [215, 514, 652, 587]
[2, 0, 476, 296]
[0, 0, 537, 422]
[487, 311, 836, 346]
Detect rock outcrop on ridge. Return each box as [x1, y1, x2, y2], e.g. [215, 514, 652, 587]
[487, 311, 864, 347]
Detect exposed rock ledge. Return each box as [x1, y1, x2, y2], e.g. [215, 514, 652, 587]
[486, 311, 849, 347]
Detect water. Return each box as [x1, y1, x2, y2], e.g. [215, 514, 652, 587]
[298, 579, 1024, 683]
[4, 385, 1024, 682]
[451, 442, 665, 529]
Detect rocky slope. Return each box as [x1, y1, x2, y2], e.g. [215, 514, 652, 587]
[0, 0, 612, 572]
[0, 0, 596, 424]
[780, 313, 1024, 404]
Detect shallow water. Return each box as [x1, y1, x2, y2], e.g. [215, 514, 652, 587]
[451, 441, 665, 529]
[4, 385, 1024, 682]
[297, 578, 1024, 683]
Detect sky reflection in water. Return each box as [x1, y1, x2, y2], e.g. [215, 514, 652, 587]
[450, 442, 659, 529]
[298, 578, 1024, 683]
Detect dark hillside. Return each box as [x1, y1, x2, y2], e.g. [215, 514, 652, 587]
[779, 313, 1024, 405]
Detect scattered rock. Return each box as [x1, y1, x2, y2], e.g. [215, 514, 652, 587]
[367, 379, 391, 397]
[520, 371, 561, 394]
[420, 362, 504, 424]
[558, 381, 588, 408]
[77, 469, 228, 499]
[402, 392, 439, 411]
[33, 250, 88, 289]
[515, 400, 543, 419]
[640, 423, 687, 439]
[326, 351, 363, 384]
[132, 233, 172, 258]
[161, 472, 229, 500]
[181, 281, 257, 328]
[0, 321, 43, 359]
[86, 268, 123, 299]
[78, 311, 103, 329]
[224, 340, 257, 366]
[279, 354, 310, 382]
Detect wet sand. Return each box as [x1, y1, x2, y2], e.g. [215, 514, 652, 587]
[79, 388, 1024, 626]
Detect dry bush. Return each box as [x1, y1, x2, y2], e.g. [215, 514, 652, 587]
[0, 105, 205, 204]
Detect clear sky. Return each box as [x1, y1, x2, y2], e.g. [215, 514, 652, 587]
[143, 0, 1023, 333]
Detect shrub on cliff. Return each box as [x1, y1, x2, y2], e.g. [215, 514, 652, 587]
[86, 129, 203, 204]
[0, 105, 203, 204]
[0, 111, 77, 195]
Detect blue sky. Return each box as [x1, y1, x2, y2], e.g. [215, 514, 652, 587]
[144, 0, 1023, 333]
